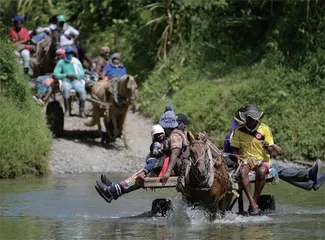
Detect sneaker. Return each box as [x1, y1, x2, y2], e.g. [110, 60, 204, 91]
[32, 95, 39, 103]
[95, 180, 114, 203]
[38, 98, 46, 106]
[313, 173, 325, 191]
[308, 159, 321, 182]
[101, 174, 112, 186]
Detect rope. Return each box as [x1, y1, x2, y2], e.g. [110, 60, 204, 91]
[209, 137, 266, 145]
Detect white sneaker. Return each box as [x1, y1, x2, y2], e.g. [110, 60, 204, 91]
[38, 98, 46, 106]
[32, 96, 39, 102]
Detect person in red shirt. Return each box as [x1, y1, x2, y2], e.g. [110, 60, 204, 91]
[10, 16, 33, 74]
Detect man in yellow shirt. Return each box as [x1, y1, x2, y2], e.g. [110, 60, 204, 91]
[231, 105, 283, 216]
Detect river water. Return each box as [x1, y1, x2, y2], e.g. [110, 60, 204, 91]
[1, 173, 324, 240]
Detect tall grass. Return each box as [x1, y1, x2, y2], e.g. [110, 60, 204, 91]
[0, 38, 52, 178]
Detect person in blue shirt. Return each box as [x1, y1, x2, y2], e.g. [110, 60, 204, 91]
[101, 52, 127, 80]
[223, 105, 248, 154]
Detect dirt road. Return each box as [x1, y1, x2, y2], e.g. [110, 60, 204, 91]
[49, 101, 153, 174]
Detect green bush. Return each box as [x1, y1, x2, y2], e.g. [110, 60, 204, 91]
[139, 48, 325, 160]
[0, 38, 52, 178]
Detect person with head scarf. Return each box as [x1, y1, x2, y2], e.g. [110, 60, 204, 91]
[10, 15, 33, 74]
[101, 52, 127, 80]
[96, 46, 110, 77]
[32, 49, 65, 105]
[53, 46, 86, 118]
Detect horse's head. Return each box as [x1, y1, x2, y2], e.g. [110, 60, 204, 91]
[187, 132, 211, 180]
[124, 75, 138, 105]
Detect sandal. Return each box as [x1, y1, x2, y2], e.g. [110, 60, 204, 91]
[248, 205, 260, 216]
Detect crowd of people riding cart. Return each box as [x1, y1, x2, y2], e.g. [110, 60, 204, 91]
[95, 104, 325, 217]
[11, 14, 137, 143]
[10, 14, 325, 218]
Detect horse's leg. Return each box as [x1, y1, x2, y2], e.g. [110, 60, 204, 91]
[105, 110, 115, 143]
[120, 109, 128, 149]
[111, 107, 119, 141]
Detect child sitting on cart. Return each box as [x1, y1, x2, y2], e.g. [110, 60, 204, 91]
[33, 74, 59, 105]
[33, 49, 65, 105]
[137, 124, 170, 180]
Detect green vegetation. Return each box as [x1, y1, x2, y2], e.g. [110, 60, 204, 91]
[0, 38, 52, 178]
[138, 1, 325, 160]
[1, 0, 324, 160]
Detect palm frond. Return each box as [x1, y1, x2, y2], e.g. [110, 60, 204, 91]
[145, 16, 168, 26]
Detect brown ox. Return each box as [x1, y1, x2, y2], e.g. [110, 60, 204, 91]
[86, 75, 137, 148]
[182, 133, 233, 219]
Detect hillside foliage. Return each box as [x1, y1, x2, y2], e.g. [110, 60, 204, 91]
[1, 0, 324, 160]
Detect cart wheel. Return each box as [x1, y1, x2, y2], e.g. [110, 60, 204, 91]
[46, 101, 64, 137]
[257, 195, 276, 211]
[151, 198, 173, 216]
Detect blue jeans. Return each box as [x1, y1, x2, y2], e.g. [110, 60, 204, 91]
[62, 80, 86, 100]
[32, 32, 48, 44]
[144, 158, 157, 171]
[272, 163, 313, 190]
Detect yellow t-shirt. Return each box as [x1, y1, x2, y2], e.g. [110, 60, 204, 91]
[230, 123, 274, 163]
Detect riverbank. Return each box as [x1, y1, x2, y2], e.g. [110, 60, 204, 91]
[0, 39, 52, 179]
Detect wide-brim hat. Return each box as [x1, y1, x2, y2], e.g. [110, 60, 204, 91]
[239, 104, 264, 121]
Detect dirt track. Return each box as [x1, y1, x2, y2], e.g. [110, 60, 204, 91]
[49, 100, 153, 174]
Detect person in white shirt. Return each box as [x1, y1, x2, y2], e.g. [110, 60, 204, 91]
[57, 15, 79, 49]
[30, 15, 58, 44]
[56, 15, 93, 69]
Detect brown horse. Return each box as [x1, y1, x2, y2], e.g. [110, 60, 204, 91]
[85, 80, 112, 140]
[86, 75, 137, 148]
[105, 75, 137, 148]
[31, 29, 60, 76]
[181, 133, 233, 218]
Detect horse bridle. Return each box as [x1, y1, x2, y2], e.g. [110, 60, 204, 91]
[189, 140, 210, 166]
[113, 78, 136, 106]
